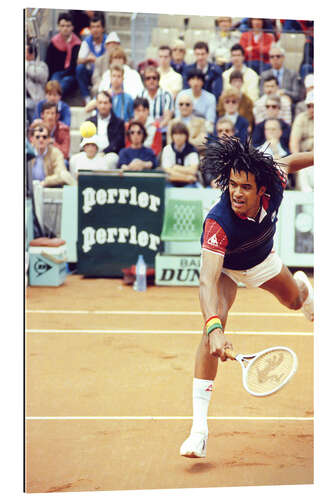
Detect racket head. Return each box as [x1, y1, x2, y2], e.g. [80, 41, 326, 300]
[240, 346, 298, 397]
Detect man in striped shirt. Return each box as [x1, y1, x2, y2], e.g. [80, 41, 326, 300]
[140, 66, 174, 145]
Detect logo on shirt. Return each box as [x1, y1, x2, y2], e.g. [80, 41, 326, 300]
[207, 233, 218, 246]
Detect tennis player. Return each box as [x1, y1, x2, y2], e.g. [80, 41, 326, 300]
[180, 135, 314, 458]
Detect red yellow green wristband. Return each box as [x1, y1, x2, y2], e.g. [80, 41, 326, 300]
[205, 315, 223, 336]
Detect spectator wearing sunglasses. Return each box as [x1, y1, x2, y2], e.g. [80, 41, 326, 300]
[253, 75, 292, 125]
[117, 121, 157, 171]
[167, 94, 206, 149]
[218, 70, 254, 129]
[175, 68, 216, 134]
[217, 88, 249, 144]
[140, 66, 174, 144]
[259, 45, 301, 104]
[257, 119, 289, 160]
[251, 95, 290, 151]
[27, 124, 74, 187]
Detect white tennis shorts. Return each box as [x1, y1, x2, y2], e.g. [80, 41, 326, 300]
[222, 250, 283, 288]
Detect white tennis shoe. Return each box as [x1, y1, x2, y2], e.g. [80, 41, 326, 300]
[294, 270, 314, 322]
[180, 432, 208, 458]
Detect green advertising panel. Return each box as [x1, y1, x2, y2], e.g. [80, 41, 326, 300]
[77, 171, 165, 277]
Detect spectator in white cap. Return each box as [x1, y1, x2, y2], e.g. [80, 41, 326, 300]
[295, 74, 314, 116]
[171, 39, 187, 78]
[91, 31, 121, 97]
[69, 135, 109, 179]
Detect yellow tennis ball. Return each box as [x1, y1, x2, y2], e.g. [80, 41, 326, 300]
[80, 121, 97, 138]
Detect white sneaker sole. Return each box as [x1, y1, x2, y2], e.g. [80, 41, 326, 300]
[180, 433, 207, 458]
[294, 270, 314, 322]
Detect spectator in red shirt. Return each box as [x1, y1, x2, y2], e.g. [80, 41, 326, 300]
[240, 18, 274, 75]
[40, 102, 70, 163]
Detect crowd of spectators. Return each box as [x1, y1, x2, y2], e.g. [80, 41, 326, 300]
[25, 11, 314, 192]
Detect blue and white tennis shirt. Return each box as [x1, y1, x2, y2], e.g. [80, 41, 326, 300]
[201, 166, 288, 270]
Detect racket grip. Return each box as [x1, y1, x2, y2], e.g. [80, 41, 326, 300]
[225, 348, 237, 360]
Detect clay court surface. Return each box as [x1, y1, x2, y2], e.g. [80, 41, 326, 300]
[25, 275, 314, 493]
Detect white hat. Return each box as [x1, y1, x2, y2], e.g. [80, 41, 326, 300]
[305, 91, 314, 105]
[80, 135, 100, 150]
[304, 74, 314, 89]
[105, 31, 120, 44]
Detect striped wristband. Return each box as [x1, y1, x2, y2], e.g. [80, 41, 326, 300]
[205, 315, 223, 336]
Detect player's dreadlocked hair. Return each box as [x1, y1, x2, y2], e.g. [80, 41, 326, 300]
[200, 135, 284, 195]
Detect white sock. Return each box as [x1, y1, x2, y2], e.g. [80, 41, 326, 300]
[190, 378, 214, 436]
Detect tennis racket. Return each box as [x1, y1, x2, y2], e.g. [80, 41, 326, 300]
[225, 346, 298, 397]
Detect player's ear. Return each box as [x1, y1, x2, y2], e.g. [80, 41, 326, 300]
[258, 185, 266, 196]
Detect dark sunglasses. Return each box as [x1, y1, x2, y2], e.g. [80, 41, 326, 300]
[145, 76, 158, 81]
[35, 134, 48, 139]
[225, 99, 237, 104]
[179, 102, 191, 107]
[307, 103, 314, 108]
[266, 104, 278, 109]
[270, 54, 282, 58]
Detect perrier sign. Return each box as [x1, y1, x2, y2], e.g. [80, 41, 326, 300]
[77, 171, 165, 277]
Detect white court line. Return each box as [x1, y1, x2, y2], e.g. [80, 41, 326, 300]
[25, 416, 313, 421]
[26, 329, 313, 336]
[26, 309, 303, 317]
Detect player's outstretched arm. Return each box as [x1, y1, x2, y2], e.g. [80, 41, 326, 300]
[199, 250, 233, 360]
[281, 151, 314, 174]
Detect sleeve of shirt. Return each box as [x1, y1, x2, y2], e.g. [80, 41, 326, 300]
[184, 151, 200, 166]
[161, 145, 174, 168]
[163, 90, 174, 112]
[202, 218, 229, 256]
[78, 40, 90, 60]
[206, 93, 216, 123]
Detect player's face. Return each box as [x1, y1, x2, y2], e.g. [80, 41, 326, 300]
[229, 169, 266, 218]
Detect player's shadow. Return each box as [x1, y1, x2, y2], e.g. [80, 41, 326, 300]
[185, 462, 216, 474]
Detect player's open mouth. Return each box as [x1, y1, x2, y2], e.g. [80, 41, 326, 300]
[232, 199, 245, 208]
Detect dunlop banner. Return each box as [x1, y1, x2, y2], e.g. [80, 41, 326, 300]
[77, 171, 165, 277]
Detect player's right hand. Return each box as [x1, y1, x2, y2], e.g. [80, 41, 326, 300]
[208, 330, 233, 361]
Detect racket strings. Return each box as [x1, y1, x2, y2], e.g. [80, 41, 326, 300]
[245, 349, 295, 395]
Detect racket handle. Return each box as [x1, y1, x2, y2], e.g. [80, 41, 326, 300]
[225, 348, 237, 360]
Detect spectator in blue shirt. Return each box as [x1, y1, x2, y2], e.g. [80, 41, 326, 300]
[176, 68, 216, 133]
[85, 63, 134, 122]
[183, 41, 223, 103]
[171, 39, 187, 78]
[34, 80, 71, 127]
[118, 121, 157, 171]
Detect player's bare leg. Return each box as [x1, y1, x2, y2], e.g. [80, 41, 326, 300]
[260, 264, 313, 321]
[180, 273, 237, 458]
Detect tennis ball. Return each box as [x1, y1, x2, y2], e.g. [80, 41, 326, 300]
[80, 121, 97, 138]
